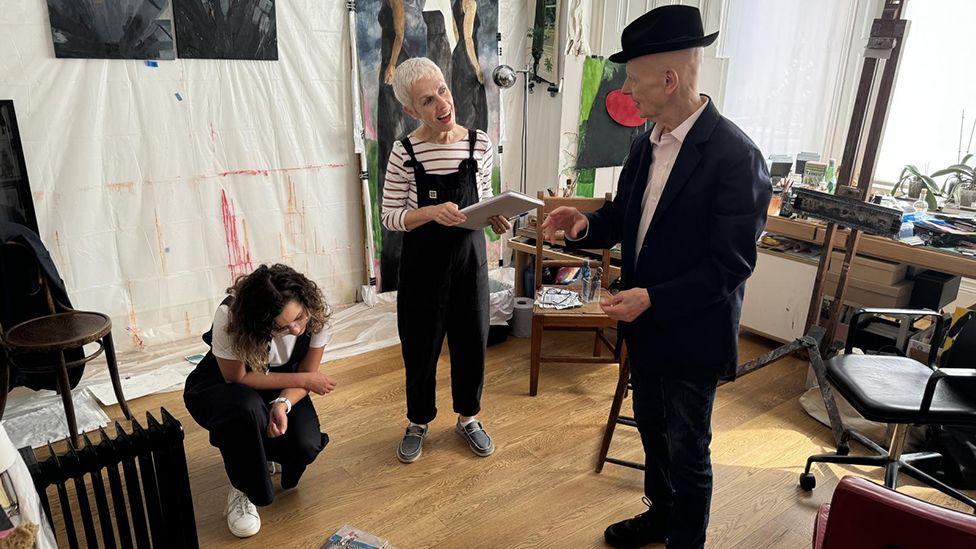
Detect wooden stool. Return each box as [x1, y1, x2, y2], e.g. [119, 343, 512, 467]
[0, 241, 132, 448]
[595, 355, 644, 472]
[2, 311, 132, 447]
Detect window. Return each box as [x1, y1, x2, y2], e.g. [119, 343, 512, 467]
[720, 0, 859, 158]
[874, 0, 976, 184]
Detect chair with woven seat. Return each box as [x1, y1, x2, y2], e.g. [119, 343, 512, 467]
[528, 192, 622, 396]
[0, 240, 132, 447]
[799, 308, 976, 512]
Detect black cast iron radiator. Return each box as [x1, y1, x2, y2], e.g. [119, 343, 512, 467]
[19, 408, 198, 548]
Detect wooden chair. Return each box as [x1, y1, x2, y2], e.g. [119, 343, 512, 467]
[0, 241, 132, 447]
[528, 192, 622, 396]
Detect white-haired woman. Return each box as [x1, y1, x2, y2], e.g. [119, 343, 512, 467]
[381, 57, 509, 464]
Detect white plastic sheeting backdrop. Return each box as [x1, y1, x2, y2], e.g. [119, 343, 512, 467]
[0, 0, 530, 353]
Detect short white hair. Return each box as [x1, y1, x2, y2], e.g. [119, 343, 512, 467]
[392, 57, 445, 108]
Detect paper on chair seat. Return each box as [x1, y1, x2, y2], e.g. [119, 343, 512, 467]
[458, 191, 544, 230]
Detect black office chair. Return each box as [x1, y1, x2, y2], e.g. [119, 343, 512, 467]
[799, 308, 976, 512]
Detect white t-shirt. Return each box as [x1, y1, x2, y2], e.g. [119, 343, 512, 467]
[210, 303, 327, 367]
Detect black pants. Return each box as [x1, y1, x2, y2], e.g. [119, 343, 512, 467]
[398, 237, 488, 425]
[631, 372, 718, 549]
[184, 363, 328, 506]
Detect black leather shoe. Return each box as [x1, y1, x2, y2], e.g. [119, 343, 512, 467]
[604, 498, 669, 548]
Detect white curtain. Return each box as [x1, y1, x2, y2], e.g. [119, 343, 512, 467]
[875, 0, 976, 182]
[720, 0, 857, 158]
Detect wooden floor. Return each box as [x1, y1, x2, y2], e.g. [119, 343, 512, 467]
[92, 331, 972, 548]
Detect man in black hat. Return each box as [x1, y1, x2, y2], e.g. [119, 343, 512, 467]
[543, 5, 771, 549]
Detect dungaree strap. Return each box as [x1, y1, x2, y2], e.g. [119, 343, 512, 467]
[400, 137, 421, 168]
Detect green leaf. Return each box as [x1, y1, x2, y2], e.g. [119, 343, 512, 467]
[925, 190, 939, 211]
[931, 167, 971, 178]
[944, 163, 975, 175]
[963, 153, 974, 165]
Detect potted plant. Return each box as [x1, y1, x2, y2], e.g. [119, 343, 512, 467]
[933, 154, 976, 207]
[892, 164, 940, 210]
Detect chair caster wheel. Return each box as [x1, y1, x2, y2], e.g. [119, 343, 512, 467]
[799, 472, 816, 491]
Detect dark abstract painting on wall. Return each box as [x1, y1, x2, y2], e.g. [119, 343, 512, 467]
[0, 101, 38, 233]
[174, 0, 278, 60]
[46, 0, 176, 60]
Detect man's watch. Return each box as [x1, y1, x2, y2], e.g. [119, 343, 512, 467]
[269, 397, 292, 414]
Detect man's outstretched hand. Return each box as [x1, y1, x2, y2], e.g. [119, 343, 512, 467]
[541, 207, 588, 242]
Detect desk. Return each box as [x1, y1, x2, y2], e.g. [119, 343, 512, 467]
[765, 216, 976, 279]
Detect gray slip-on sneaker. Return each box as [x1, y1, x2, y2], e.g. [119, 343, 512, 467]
[456, 419, 495, 457]
[397, 424, 428, 463]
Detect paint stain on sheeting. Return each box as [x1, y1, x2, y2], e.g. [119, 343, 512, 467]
[217, 163, 347, 177]
[220, 169, 270, 177]
[127, 310, 145, 349]
[185, 312, 192, 335]
[221, 188, 254, 280]
[285, 175, 305, 238]
[107, 181, 135, 192]
[154, 209, 167, 274]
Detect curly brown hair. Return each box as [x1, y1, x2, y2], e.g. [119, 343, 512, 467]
[224, 264, 331, 373]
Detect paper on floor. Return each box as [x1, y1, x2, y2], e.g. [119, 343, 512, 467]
[88, 367, 191, 406]
[1, 389, 109, 449]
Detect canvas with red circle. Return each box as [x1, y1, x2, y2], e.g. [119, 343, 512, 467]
[606, 90, 647, 127]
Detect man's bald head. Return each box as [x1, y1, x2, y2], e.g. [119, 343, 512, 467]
[621, 47, 704, 129]
[631, 47, 702, 96]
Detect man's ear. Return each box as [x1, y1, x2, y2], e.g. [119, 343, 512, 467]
[664, 69, 679, 94]
[403, 105, 420, 121]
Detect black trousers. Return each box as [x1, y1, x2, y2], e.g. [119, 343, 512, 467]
[183, 361, 328, 506]
[631, 372, 718, 549]
[398, 235, 489, 425]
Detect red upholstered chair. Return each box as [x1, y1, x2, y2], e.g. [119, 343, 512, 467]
[813, 475, 976, 549]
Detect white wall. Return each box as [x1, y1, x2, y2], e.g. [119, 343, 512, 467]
[0, 0, 528, 351]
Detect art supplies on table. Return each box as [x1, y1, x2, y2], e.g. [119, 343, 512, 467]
[536, 287, 583, 310]
[457, 191, 544, 230]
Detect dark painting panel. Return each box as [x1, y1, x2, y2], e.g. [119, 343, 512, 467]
[577, 58, 650, 170]
[46, 0, 176, 60]
[174, 0, 278, 60]
[0, 101, 39, 233]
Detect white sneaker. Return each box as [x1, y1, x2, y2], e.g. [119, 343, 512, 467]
[225, 487, 261, 538]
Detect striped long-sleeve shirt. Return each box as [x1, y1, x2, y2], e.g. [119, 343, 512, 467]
[381, 130, 495, 231]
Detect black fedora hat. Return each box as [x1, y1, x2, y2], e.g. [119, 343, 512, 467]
[608, 5, 718, 63]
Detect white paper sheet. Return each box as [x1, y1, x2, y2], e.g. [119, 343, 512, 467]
[88, 367, 191, 406]
[1, 389, 110, 449]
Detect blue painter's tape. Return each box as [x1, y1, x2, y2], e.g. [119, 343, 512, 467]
[145, 60, 158, 68]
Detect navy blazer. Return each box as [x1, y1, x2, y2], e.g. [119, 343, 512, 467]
[570, 99, 771, 380]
